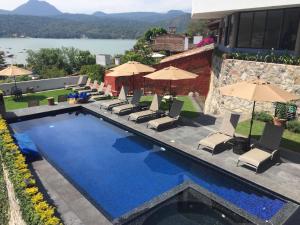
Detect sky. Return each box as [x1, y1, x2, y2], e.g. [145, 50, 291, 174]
[1, 0, 192, 14]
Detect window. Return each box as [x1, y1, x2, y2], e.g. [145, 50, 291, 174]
[237, 12, 253, 48]
[280, 8, 300, 50]
[264, 10, 284, 49]
[251, 11, 266, 48]
[234, 8, 300, 50]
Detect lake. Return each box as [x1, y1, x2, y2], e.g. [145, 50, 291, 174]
[0, 38, 136, 64]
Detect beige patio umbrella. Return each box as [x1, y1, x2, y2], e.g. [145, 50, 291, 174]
[0, 65, 32, 89]
[110, 61, 156, 74]
[144, 66, 198, 95]
[219, 78, 299, 145]
[107, 61, 156, 89]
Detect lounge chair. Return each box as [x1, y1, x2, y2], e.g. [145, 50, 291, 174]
[100, 86, 129, 110]
[65, 75, 84, 89]
[198, 112, 240, 155]
[91, 85, 112, 101]
[72, 78, 92, 91]
[237, 123, 284, 173]
[90, 82, 105, 96]
[112, 89, 143, 115]
[128, 94, 162, 122]
[78, 80, 98, 94]
[147, 99, 184, 130]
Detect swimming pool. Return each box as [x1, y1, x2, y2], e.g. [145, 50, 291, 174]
[10, 111, 286, 221]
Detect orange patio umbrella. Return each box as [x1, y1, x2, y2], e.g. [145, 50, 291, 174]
[144, 66, 198, 95]
[0, 65, 32, 89]
[107, 61, 156, 90]
[219, 78, 299, 145]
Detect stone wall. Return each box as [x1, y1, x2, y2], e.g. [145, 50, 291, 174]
[0, 75, 88, 96]
[204, 56, 300, 116]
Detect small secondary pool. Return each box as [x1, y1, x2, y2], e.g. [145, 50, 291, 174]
[10, 111, 285, 221]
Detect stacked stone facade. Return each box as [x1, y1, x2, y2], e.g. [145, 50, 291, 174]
[205, 56, 300, 116]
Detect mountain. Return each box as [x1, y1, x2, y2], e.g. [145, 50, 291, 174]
[13, 0, 62, 16]
[0, 9, 11, 14]
[0, 1, 191, 39]
[0, 13, 190, 39]
[92, 10, 188, 23]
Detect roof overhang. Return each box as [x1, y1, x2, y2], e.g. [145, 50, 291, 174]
[192, 0, 300, 19]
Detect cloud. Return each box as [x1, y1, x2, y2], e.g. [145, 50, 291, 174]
[1, 0, 192, 13]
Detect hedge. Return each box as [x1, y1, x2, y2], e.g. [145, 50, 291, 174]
[0, 118, 62, 225]
[0, 154, 9, 225]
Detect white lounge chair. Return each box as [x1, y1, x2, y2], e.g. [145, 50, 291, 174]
[72, 78, 92, 91]
[198, 112, 240, 155]
[91, 84, 112, 101]
[100, 86, 129, 110]
[128, 94, 163, 122]
[65, 75, 84, 89]
[237, 123, 284, 173]
[147, 100, 184, 130]
[112, 89, 143, 115]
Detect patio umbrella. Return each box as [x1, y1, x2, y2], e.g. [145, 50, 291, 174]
[219, 78, 299, 146]
[144, 66, 198, 95]
[107, 61, 155, 90]
[0, 65, 32, 89]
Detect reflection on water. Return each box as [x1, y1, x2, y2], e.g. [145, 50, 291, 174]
[0, 38, 136, 64]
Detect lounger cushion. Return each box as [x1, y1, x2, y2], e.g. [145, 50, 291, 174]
[78, 89, 92, 94]
[129, 110, 155, 121]
[199, 133, 232, 150]
[238, 148, 271, 167]
[91, 94, 108, 101]
[101, 99, 125, 108]
[148, 116, 176, 129]
[113, 104, 135, 114]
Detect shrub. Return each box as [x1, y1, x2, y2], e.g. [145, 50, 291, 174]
[80, 64, 105, 82]
[254, 112, 273, 123]
[286, 120, 300, 133]
[215, 48, 300, 66]
[0, 119, 62, 225]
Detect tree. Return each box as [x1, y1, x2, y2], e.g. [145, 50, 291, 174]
[80, 65, 105, 82]
[121, 27, 167, 65]
[0, 51, 5, 65]
[26, 47, 96, 77]
[187, 19, 209, 36]
[144, 27, 167, 42]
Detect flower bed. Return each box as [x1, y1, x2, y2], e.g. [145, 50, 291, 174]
[0, 118, 62, 225]
[0, 154, 9, 225]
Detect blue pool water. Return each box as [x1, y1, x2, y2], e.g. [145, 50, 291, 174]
[10, 112, 285, 220]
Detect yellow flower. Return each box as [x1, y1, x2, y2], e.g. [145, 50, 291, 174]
[25, 187, 39, 196]
[31, 193, 44, 204]
[34, 201, 49, 213]
[44, 217, 61, 225]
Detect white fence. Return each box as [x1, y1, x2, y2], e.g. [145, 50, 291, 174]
[0, 75, 88, 96]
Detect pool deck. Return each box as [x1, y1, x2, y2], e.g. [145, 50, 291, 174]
[6, 102, 300, 225]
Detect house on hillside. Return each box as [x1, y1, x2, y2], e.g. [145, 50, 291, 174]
[192, 0, 300, 55]
[151, 27, 196, 55]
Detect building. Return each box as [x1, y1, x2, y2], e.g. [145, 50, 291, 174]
[192, 0, 300, 55]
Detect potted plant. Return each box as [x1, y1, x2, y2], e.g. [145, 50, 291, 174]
[273, 102, 287, 127]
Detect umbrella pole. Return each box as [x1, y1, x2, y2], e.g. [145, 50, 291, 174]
[248, 101, 256, 148]
[169, 80, 172, 111]
[14, 75, 17, 89]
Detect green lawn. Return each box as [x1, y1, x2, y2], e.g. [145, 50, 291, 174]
[141, 95, 199, 118]
[4, 89, 70, 111]
[236, 120, 300, 152]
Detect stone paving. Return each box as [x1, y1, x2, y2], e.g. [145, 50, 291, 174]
[6, 102, 300, 225]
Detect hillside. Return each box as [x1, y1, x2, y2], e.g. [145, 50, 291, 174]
[0, 13, 190, 39]
[13, 0, 62, 16]
[0, 0, 191, 39]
